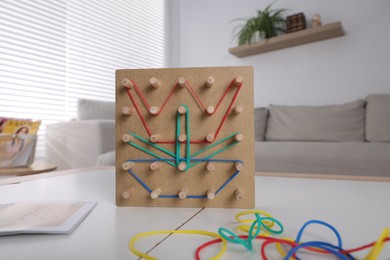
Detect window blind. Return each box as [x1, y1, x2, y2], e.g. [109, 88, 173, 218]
[0, 0, 169, 160]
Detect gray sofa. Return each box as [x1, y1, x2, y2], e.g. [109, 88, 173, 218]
[45, 99, 115, 170]
[255, 94, 390, 177]
[46, 95, 390, 178]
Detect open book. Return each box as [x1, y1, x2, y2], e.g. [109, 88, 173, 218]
[0, 201, 97, 235]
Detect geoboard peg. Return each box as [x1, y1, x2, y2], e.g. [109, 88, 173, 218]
[206, 105, 215, 115]
[122, 161, 135, 171]
[149, 106, 160, 115]
[178, 162, 187, 171]
[234, 189, 244, 201]
[234, 162, 243, 171]
[149, 77, 161, 88]
[206, 76, 215, 88]
[121, 78, 134, 89]
[178, 188, 189, 199]
[122, 106, 135, 116]
[234, 133, 243, 142]
[207, 188, 216, 200]
[122, 133, 134, 143]
[178, 77, 187, 88]
[150, 134, 161, 143]
[177, 105, 187, 115]
[206, 133, 215, 143]
[150, 161, 161, 171]
[150, 188, 162, 199]
[121, 187, 135, 200]
[178, 133, 187, 142]
[206, 162, 215, 171]
[234, 105, 244, 114]
[233, 75, 243, 87]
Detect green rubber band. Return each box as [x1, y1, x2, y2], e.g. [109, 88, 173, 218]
[129, 132, 175, 158]
[260, 217, 284, 235]
[191, 132, 238, 158]
[129, 142, 176, 168]
[189, 141, 238, 168]
[176, 110, 181, 166]
[184, 105, 191, 170]
[127, 109, 240, 171]
[218, 227, 251, 250]
[176, 104, 191, 171]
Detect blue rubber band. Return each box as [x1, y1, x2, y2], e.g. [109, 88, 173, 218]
[285, 241, 354, 260]
[127, 169, 152, 193]
[128, 158, 242, 164]
[295, 220, 343, 248]
[126, 166, 241, 199]
[215, 170, 240, 195]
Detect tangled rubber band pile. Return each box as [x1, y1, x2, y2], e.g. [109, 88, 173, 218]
[129, 209, 389, 259]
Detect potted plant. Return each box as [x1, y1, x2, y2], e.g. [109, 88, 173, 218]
[233, 4, 287, 45]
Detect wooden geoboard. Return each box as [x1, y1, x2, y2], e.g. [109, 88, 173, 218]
[115, 66, 254, 208]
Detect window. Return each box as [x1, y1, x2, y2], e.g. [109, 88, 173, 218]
[0, 0, 169, 160]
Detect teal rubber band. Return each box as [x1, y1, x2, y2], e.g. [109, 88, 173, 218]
[248, 213, 262, 240]
[176, 110, 181, 166]
[184, 105, 191, 170]
[218, 227, 252, 250]
[129, 142, 176, 168]
[127, 107, 240, 171]
[189, 142, 238, 168]
[191, 132, 238, 158]
[128, 132, 175, 158]
[176, 104, 191, 171]
[259, 216, 284, 235]
[217, 213, 285, 253]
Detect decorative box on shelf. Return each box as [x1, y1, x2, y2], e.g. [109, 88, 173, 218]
[286, 12, 306, 33]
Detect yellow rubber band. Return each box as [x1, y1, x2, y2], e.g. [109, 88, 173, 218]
[237, 224, 272, 234]
[129, 229, 226, 260]
[235, 210, 275, 235]
[235, 209, 274, 223]
[364, 227, 389, 260]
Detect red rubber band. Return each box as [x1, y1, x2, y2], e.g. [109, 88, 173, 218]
[126, 78, 243, 143]
[195, 235, 390, 260]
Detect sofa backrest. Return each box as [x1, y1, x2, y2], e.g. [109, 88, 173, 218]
[365, 94, 390, 142]
[77, 99, 115, 120]
[254, 107, 268, 141]
[254, 99, 366, 142]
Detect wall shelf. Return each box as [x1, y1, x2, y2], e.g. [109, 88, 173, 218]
[228, 21, 345, 58]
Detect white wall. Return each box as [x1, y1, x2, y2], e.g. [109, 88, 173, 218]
[172, 0, 390, 106]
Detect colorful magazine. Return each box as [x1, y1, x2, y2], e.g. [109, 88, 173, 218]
[0, 117, 41, 167]
[0, 117, 41, 135]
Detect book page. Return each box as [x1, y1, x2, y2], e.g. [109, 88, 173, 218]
[0, 201, 96, 235]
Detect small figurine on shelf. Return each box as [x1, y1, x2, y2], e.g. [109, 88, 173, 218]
[312, 14, 322, 27]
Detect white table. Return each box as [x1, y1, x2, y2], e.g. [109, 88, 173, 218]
[0, 168, 389, 260]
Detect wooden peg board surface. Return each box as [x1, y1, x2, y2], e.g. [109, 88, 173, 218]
[116, 66, 254, 208]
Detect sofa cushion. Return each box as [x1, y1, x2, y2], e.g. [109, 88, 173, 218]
[77, 99, 115, 120]
[254, 107, 268, 141]
[366, 94, 390, 142]
[255, 141, 390, 177]
[265, 99, 365, 142]
[97, 150, 115, 166]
